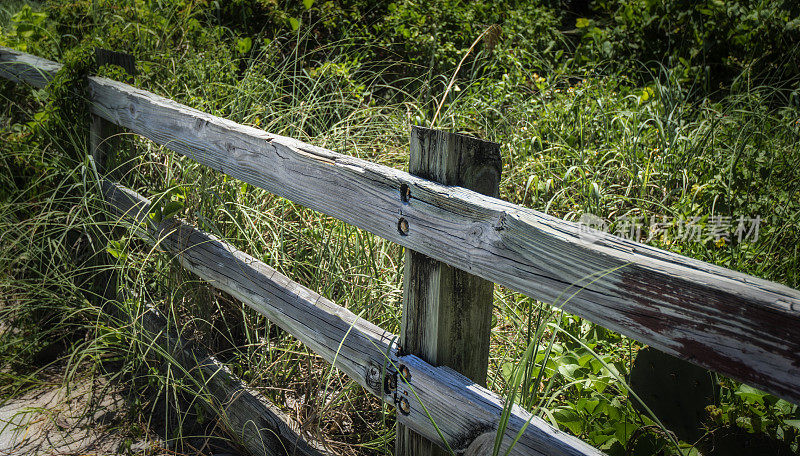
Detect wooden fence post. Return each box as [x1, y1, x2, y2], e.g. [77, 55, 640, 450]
[397, 126, 502, 455]
[90, 48, 135, 174]
[88, 49, 135, 306]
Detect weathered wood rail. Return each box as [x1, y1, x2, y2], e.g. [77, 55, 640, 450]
[2, 46, 800, 455]
[101, 180, 597, 456]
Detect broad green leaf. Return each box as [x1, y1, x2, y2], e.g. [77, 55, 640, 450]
[614, 422, 635, 444]
[148, 208, 162, 224]
[591, 433, 616, 447]
[162, 201, 184, 220]
[557, 362, 581, 379]
[106, 240, 125, 260]
[589, 376, 609, 394]
[735, 384, 766, 405]
[237, 37, 252, 54]
[775, 399, 796, 415]
[577, 398, 600, 414]
[553, 408, 582, 434]
[601, 399, 621, 420]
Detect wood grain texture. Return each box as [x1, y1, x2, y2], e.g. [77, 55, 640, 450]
[3, 47, 800, 405]
[402, 126, 501, 382]
[0, 47, 60, 88]
[101, 180, 602, 456]
[398, 126, 501, 456]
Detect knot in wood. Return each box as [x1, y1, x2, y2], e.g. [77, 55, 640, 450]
[466, 223, 485, 246]
[128, 103, 138, 119]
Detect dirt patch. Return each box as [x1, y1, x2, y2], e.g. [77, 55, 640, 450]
[0, 374, 161, 455]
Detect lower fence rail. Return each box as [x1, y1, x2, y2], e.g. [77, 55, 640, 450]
[101, 180, 602, 456]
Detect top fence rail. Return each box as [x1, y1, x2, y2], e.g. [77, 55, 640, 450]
[1, 47, 799, 407]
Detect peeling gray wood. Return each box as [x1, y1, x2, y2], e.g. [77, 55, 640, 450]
[101, 180, 602, 456]
[402, 126, 501, 383]
[398, 126, 501, 456]
[2, 47, 800, 405]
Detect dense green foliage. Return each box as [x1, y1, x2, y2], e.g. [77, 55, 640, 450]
[1, 1, 799, 455]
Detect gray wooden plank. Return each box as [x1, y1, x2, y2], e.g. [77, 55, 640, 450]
[2, 47, 799, 404]
[0, 47, 60, 88]
[101, 179, 602, 456]
[398, 126, 501, 456]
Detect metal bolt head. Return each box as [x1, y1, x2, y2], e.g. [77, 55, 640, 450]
[399, 364, 411, 382]
[398, 397, 411, 415]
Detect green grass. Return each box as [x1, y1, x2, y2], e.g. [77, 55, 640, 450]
[1, 1, 799, 455]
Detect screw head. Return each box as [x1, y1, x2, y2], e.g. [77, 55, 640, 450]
[400, 184, 411, 203]
[397, 218, 409, 236]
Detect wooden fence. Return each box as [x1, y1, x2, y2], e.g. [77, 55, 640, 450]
[1, 46, 799, 456]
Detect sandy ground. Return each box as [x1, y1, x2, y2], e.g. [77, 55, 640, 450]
[0, 327, 242, 456]
[0, 375, 163, 456]
[0, 316, 248, 456]
[0, 367, 244, 456]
